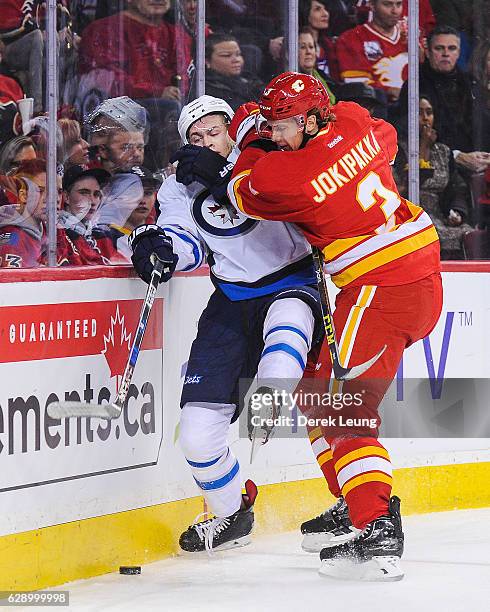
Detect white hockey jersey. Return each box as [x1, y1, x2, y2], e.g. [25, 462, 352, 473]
[156, 148, 314, 301]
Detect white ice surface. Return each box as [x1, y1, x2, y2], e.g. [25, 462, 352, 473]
[61, 508, 490, 612]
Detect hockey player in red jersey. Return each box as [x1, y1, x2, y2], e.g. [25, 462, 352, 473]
[226, 72, 442, 580]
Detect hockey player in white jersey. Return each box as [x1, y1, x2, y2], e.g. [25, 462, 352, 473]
[129, 95, 324, 552]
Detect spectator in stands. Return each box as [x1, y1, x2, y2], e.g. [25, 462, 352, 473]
[393, 95, 473, 260]
[94, 166, 160, 262]
[0, 135, 36, 174]
[0, 39, 24, 149]
[177, 0, 213, 37]
[79, 0, 191, 101]
[96, 128, 145, 175]
[298, 27, 336, 103]
[0, 159, 47, 268]
[336, 0, 409, 104]
[58, 164, 110, 264]
[59, 118, 90, 169]
[0, 40, 24, 104]
[84, 96, 150, 172]
[430, 0, 481, 69]
[355, 0, 435, 38]
[398, 25, 490, 175]
[299, 0, 338, 80]
[0, 99, 20, 151]
[470, 40, 490, 154]
[204, 33, 264, 110]
[84, 97, 147, 174]
[205, 1, 285, 81]
[78, 0, 190, 169]
[61, 165, 109, 229]
[0, 0, 44, 113]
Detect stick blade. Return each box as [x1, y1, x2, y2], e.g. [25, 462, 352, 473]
[339, 344, 387, 381]
[47, 401, 122, 420]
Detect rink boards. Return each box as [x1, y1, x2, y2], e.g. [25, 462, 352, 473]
[0, 263, 489, 590]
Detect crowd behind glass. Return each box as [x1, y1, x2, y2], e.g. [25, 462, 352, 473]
[0, 0, 489, 268]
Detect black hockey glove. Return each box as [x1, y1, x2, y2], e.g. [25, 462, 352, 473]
[170, 144, 234, 201]
[129, 224, 178, 285]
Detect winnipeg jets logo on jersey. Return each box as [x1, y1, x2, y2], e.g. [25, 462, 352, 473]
[192, 190, 257, 237]
[208, 202, 240, 225]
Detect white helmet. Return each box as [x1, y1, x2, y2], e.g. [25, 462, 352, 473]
[178, 95, 234, 144]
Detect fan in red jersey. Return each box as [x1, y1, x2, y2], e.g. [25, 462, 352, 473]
[336, 0, 422, 104]
[225, 72, 442, 581]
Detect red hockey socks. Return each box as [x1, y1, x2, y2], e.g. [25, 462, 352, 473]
[330, 436, 392, 529]
[308, 426, 341, 498]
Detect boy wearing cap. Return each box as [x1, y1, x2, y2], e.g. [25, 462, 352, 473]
[93, 166, 160, 263]
[59, 165, 111, 265]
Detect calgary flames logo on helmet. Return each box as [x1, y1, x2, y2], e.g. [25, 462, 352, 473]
[291, 79, 305, 93]
[259, 72, 331, 122]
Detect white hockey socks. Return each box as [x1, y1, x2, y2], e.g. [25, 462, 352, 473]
[179, 402, 242, 518]
[258, 297, 315, 392]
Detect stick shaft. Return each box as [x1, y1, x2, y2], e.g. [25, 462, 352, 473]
[312, 247, 344, 377]
[114, 258, 165, 408]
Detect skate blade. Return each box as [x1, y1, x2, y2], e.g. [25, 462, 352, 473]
[319, 555, 404, 582]
[180, 535, 252, 556]
[249, 429, 268, 463]
[301, 529, 358, 553]
[213, 534, 252, 552]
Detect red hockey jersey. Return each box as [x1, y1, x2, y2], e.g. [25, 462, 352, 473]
[336, 23, 408, 94]
[79, 13, 192, 99]
[0, 224, 44, 268]
[228, 102, 440, 289]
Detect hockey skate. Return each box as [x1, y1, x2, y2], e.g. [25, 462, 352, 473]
[300, 496, 359, 552]
[319, 496, 405, 582]
[248, 386, 283, 462]
[179, 480, 258, 553]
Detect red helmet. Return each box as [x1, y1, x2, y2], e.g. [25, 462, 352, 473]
[259, 72, 331, 122]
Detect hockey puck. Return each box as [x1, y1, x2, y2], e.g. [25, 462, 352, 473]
[119, 566, 141, 575]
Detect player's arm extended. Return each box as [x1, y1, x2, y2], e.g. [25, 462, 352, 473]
[227, 102, 313, 222]
[156, 177, 205, 272]
[229, 148, 313, 224]
[228, 152, 280, 220]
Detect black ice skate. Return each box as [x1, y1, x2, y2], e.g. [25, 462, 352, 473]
[248, 386, 283, 462]
[300, 496, 359, 552]
[179, 480, 257, 553]
[319, 496, 405, 582]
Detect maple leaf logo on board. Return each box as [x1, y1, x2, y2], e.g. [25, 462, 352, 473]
[101, 305, 132, 378]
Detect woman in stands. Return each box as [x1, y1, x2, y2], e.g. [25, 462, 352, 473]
[298, 26, 337, 103]
[393, 94, 473, 260]
[59, 119, 90, 169]
[0, 135, 36, 174]
[299, 0, 338, 81]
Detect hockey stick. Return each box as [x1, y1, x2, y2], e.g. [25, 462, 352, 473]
[47, 255, 167, 420]
[312, 247, 385, 380]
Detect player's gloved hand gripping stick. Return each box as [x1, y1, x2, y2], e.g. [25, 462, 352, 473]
[313, 247, 385, 380]
[47, 255, 167, 420]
